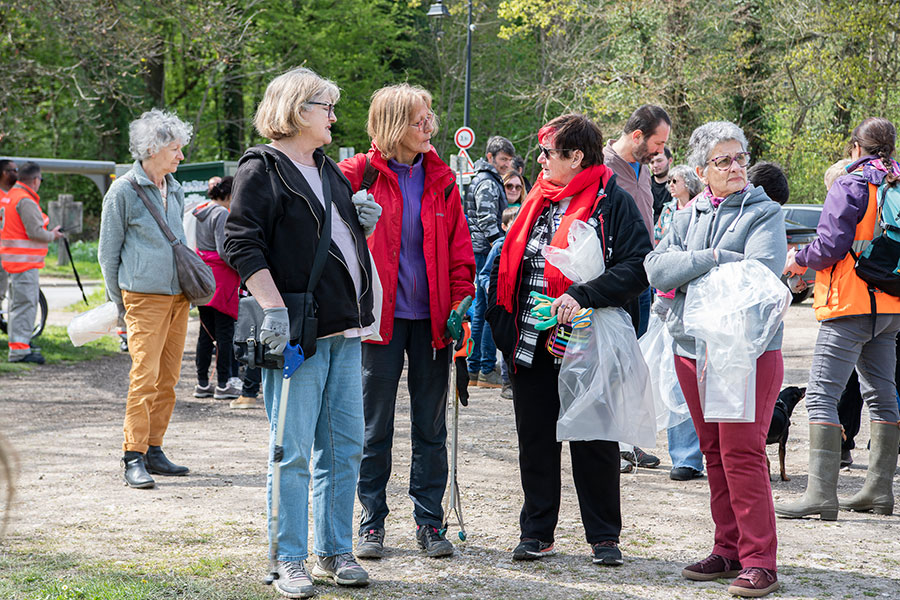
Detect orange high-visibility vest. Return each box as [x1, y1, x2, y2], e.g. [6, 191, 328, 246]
[0, 183, 49, 273]
[813, 180, 900, 321]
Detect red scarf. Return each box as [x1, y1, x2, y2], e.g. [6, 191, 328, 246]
[497, 164, 612, 311]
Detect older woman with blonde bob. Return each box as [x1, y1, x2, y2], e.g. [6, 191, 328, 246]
[339, 84, 475, 559]
[99, 108, 193, 490]
[224, 67, 378, 596]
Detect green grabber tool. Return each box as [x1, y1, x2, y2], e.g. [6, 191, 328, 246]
[442, 294, 472, 541]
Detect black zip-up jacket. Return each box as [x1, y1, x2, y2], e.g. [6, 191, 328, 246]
[485, 173, 651, 356]
[224, 144, 374, 338]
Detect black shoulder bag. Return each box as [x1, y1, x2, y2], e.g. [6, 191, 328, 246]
[127, 177, 216, 305]
[233, 162, 333, 369]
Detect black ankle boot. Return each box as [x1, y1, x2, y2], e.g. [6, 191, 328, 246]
[145, 446, 189, 476]
[122, 454, 155, 489]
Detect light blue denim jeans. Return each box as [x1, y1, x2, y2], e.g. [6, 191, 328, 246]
[667, 416, 704, 472]
[262, 335, 364, 561]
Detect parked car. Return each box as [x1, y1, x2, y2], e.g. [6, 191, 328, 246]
[782, 203, 823, 303]
[783, 203, 824, 229]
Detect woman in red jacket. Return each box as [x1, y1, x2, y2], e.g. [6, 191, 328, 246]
[339, 83, 475, 560]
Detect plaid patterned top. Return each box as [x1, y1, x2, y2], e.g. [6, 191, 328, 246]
[514, 201, 570, 367]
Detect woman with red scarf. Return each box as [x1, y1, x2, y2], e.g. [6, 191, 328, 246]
[485, 114, 651, 566]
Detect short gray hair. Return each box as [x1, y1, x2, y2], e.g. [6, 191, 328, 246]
[485, 135, 515, 158]
[687, 121, 747, 171]
[669, 164, 703, 198]
[128, 108, 193, 161]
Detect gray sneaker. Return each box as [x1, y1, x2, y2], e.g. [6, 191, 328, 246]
[500, 382, 513, 399]
[311, 552, 369, 587]
[214, 382, 241, 399]
[355, 528, 385, 559]
[478, 369, 503, 389]
[274, 560, 315, 598]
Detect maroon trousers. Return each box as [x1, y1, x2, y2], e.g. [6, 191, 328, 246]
[675, 350, 783, 571]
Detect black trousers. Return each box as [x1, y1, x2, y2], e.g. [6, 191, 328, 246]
[509, 341, 621, 544]
[196, 306, 235, 387]
[357, 318, 450, 533]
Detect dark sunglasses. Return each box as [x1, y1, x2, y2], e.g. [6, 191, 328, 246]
[539, 145, 575, 159]
[505, 183, 523, 191]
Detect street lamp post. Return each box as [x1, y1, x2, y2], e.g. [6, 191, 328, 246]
[428, 0, 473, 128]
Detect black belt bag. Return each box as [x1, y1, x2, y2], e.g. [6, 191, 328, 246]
[234, 292, 318, 369]
[233, 158, 333, 369]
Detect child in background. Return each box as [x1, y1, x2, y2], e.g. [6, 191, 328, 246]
[480, 206, 519, 398]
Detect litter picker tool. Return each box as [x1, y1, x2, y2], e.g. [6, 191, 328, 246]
[61, 234, 88, 304]
[263, 342, 305, 586]
[442, 295, 472, 541]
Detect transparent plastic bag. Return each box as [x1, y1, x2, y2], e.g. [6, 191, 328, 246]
[67, 301, 119, 347]
[556, 308, 657, 446]
[542, 220, 606, 282]
[543, 220, 656, 447]
[639, 311, 691, 432]
[683, 260, 790, 422]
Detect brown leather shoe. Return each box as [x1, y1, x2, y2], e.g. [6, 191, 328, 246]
[727, 567, 779, 597]
[682, 553, 742, 581]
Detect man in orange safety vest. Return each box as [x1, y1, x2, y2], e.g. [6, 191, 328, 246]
[0, 162, 63, 363]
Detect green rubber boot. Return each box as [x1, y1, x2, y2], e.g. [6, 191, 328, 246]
[839, 421, 900, 515]
[775, 423, 842, 521]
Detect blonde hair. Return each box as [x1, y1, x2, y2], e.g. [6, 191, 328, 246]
[367, 84, 438, 160]
[824, 158, 852, 190]
[254, 67, 340, 140]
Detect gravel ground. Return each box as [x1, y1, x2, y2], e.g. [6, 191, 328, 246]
[1, 301, 899, 599]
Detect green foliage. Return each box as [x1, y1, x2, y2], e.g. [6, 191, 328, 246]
[43, 240, 103, 281]
[1, 0, 897, 210]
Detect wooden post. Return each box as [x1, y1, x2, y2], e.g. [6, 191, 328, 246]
[47, 194, 83, 266]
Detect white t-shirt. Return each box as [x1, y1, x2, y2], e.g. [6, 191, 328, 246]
[292, 159, 374, 338]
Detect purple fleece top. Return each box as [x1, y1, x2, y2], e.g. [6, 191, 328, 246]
[389, 154, 430, 319]
[796, 156, 887, 271]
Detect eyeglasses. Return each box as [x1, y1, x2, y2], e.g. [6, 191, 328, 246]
[3, 167, 17, 173]
[539, 145, 575, 159]
[409, 112, 435, 131]
[307, 101, 335, 117]
[505, 183, 523, 191]
[707, 152, 751, 171]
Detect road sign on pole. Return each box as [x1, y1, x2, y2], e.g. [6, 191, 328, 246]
[458, 149, 474, 176]
[454, 127, 475, 151]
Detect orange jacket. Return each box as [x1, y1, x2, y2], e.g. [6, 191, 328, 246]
[813, 181, 900, 321]
[0, 183, 49, 273]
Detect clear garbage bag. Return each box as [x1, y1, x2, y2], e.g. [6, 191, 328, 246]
[640, 311, 691, 432]
[683, 260, 790, 422]
[543, 220, 657, 447]
[67, 301, 120, 347]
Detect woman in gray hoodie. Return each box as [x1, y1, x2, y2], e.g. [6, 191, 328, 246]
[645, 121, 786, 598]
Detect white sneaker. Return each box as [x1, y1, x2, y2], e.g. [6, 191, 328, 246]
[227, 376, 242, 389]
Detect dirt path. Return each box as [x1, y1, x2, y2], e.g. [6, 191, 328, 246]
[2, 304, 899, 599]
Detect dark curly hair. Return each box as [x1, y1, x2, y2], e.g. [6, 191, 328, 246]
[208, 175, 234, 201]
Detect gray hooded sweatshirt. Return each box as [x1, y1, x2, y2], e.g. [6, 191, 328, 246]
[644, 184, 787, 358]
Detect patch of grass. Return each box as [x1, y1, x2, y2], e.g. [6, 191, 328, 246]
[63, 286, 108, 312]
[0, 550, 272, 600]
[43, 240, 103, 281]
[0, 325, 118, 375]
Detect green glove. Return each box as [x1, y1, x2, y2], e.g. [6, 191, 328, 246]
[446, 295, 473, 341]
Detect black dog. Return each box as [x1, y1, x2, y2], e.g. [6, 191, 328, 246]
[766, 386, 806, 481]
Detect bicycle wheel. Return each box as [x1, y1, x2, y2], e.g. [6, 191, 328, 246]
[32, 289, 48, 339]
[0, 288, 48, 339]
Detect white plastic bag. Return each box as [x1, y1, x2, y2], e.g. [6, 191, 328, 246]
[362, 249, 383, 343]
[543, 220, 657, 447]
[683, 260, 790, 422]
[640, 311, 691, 432]
[67, 301, 119, 347]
